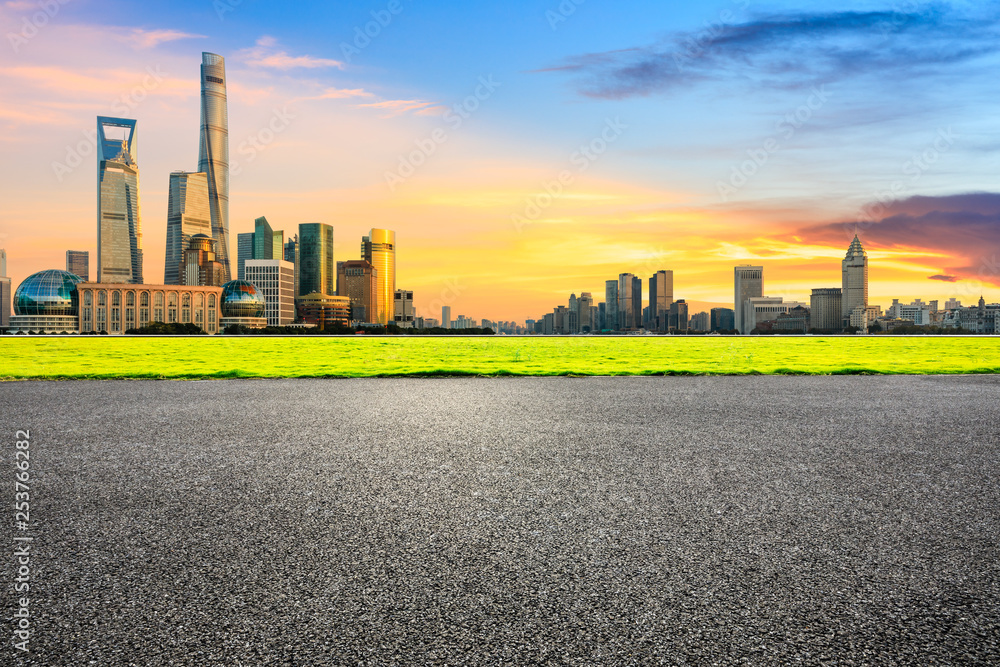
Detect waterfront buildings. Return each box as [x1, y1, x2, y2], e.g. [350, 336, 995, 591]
[284, 234, 298, 296]
[245, 259, 295, 326]
[394, 289, 414, 327]
[177, 234, 225, 287]
[236, 233, 253, 281]
[669, 299, 689, 331]
[254, 216, 283, 260]
[743, 296, 807, 334]
[810, 288, 843, 332]
[442, 306, 452, 329]
[710, 308, 735, 332]
[618, 273, 642, 330]
[296, 292, 351, 328]
[734, 266, 763, 334]
[97, 116, 143, 284]
[219, 280, 266, 329]
[199, 53, 231, 281]
[362, 229, 396, 325]
[298, 223, 335, 298]
[79, 282, 222, 334]
[164, 172, 211, 285]
[842, 235, 869, 327]
[0, 250, 10, 329]
[336, 260, 377, 323]
[604, 281, 618, 331]
[66, 251, 89, 281]
[648, 270, 673, 331]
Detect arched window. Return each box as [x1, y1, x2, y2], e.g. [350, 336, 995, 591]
[126, 292, 135, 307]
[140, 292, 149, 307]
[84, 292, 92, 306]
[209, 294, 217, 308]
[195, 293, 204, 307]
[155, 292, 164, 307]
[98, 291, 107, 306]
[168, 293, 177, 307]
[112, 292, 121, 306]
[182, 294, 191, 307]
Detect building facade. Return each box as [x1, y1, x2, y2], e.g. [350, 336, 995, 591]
[842, 234, 868, 326]
[298, 223, 335, 298]
[362, 229, 396, 326]
[253, 216, 283, 260]
[296, 292, 350, 328]
[97, 116, 143, 284]
[734, 265, 763, 334]
[618, 273, 642, 330]
[178, 234, 225, 287]
[604, 280, 618, 331]
[649, 270, 673, 332]
[394, 289, 414, 327]
[236, 232, 254, 281]
[245, 259, 295, 326]
[710, 307, 735, 332]
[66, 250, 90, 281]
[810, 288, 843, 332]
[669, 299, 689, 331]
[164, 171, 211, 284]
[442, 305, 452, 329]
[336, 260, 377, 323]
[284, 234, 298, 296]
[199, 52, 231, 282]
[78, 283, 221, 334]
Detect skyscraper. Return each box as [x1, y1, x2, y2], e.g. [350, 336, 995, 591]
[236, 233, 254, 281]
[442, 306, 452, 329]
[842, 235, 868, 326]
[245, 259, 295, 326]
[199, 52, 230, 281]
[362, 229, 396, 326]
[811, 288, 843, 332]
[336, 259, 377, 323]
[178, 234, 225, 287]
[618, 273, 641, 330]
[298, 223, 335, 297]
[0, 249, 9, 329]
[734, 265, 763, 334]
[284, 234, 299, 297]
[97, 116, 143, 284]
[164, 172, 210, 285]
[253, 216, 283, 260]
[66, 250, 89, 281]
[649, 270, 673, 332]
[578, 292, 595, 332]
[604, 280, 618, 331]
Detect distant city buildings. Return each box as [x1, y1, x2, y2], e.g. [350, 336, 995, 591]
[442, 306, 452, 329]
[337, 260, 377, 323]
[298, 223, 335, 298]
[164, 171, 210, 285]
[710, 308, 734, 332]
[97, 116, 143, 284]
[178, 234, 225, 287]
[66, 250, 89, 281]
[648, 270, 673, 332]
[810, 288, 842, 332]
[394, 289, 414, 327]
[0, 249, 9, 329]
[734, 265, 763, 334]
[362, 229, 395, 326]
[842, 234, 869, 327]
[245, 259, 295, 326]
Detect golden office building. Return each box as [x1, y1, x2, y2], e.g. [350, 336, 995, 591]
[77, 283, 222, 334]
[361, 229, 395, 325]
[336, 260, 377, 323]
[296, 292, 351, 329]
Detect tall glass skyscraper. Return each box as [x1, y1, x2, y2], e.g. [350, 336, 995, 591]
[254, 216, 283, 260]
[164, 172, 210, 284]
[198, 52, 230, 282]
[362, 229, 395, 325]
[617, 273, 641, 330]
[604, 280, 618, 331]
[97, 116, 143, 284]
[298, 223, 335, 296]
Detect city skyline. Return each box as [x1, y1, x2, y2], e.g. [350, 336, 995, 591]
[2, 2, 999, 321]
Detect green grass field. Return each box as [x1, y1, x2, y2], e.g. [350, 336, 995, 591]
[1, 336, 999, 379]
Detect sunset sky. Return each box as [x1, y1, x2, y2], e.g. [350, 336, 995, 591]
[2, 0, 999, 321]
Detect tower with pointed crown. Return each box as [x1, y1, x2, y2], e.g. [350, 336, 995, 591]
[842, 234, 868, 326]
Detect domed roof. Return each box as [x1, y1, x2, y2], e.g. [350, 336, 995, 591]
[14, 269, 83, 316]
[220, 280, 265, 318]
[191, 233, 211, 240]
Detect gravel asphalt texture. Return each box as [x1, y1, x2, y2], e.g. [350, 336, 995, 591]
[2, 376, 999, 665]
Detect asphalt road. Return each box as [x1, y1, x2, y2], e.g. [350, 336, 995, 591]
[2, 376, 999, 665]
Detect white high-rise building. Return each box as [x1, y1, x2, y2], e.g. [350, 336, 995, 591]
[842, 234, 868, 326]
[245, 259, 294, 326]
[734, 265, 763, 334]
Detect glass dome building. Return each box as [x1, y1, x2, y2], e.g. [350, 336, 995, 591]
[219, 280, 267, 329]
[9, 269, 84, 333]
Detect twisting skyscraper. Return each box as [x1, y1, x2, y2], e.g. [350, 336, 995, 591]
[97, 116, 143, 284]
[198, 52, 230, 281]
